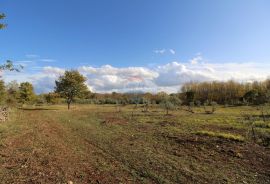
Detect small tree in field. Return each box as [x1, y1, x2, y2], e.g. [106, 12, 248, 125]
[160, 95, 182, 115]
[203, 101, 217, 114]
[18, 82, 36, 104]
[55, 70, 89, 109]
[142, 97, 151, 112]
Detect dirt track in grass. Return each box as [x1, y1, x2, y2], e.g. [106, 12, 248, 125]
[0, 109, 136, 183]
[0, 105, 270, 183]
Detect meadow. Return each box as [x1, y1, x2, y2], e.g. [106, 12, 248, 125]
[0, 104, 269, 184]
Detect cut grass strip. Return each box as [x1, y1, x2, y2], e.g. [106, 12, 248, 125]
[195, 130, 245, 142]
[253, 121, 270, 129]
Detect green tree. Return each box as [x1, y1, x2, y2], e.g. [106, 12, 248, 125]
[0, 13, 6, 29]
[55, 70, 89, 109]
[243, 90, 258, 105]
[142, 97, 151, 112]
[19, 82, 36, 104]
[6, 80, 20, 106]
[0, 14, 23, 72]
[185, 90, 195, 104]
[160, 95, 182, 115]
[0, 80, 6, 105]
[44, 92, 61, 104]
[0, 60, 23, 72]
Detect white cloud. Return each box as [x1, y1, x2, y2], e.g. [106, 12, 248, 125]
[2, 56, 270, 94]
[154, 49, 166, 54]
[189, 55, 203, 65]
[43, 66, 65, 76]
[25, 54, 39, 58]
[40, 59, 56, 63]
[154, 48, 176, 55]
[14, 60, 35, 67]
[79, 65, 158, 92]
[154, 62, 214, 87]
[1, 66, 65, 93]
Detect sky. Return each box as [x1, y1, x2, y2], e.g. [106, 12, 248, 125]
[1, 0, 270, 93]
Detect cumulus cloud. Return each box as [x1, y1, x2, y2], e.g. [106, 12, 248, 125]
[43, 66, 65, 76]
[79, 65, 158, 92]
[32, 76, 58, 93]
[154, 62, 214, 87]
[2, 57, 270, 94]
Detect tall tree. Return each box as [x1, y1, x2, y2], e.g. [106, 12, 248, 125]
[55, 70, 89, 109]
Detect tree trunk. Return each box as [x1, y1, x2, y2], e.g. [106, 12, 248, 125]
[67, 98, 72, 110]
[261, 108, 266, 122]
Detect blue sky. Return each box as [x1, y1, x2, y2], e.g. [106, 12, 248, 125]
[1, 0, 270, 93]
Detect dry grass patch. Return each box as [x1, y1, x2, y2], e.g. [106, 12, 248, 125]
[195, 130, 245, 142]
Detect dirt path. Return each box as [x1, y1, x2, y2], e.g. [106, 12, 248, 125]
[0, 110, 137, 184]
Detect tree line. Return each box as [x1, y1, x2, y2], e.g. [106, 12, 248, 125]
[181, 80, 270, 106]
[1, 69, 270, 111]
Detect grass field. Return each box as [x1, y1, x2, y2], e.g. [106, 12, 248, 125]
[0, 104, 269, 183]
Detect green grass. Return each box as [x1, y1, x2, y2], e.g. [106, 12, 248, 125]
[253, 121, 270, 128]
[194, 130, 245, 142]
[0, 104, 269, 183]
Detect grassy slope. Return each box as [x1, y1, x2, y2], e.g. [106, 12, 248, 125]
[0, 104, 269, 183]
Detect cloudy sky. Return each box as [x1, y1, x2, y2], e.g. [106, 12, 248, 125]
[1, 0, 270, 93]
